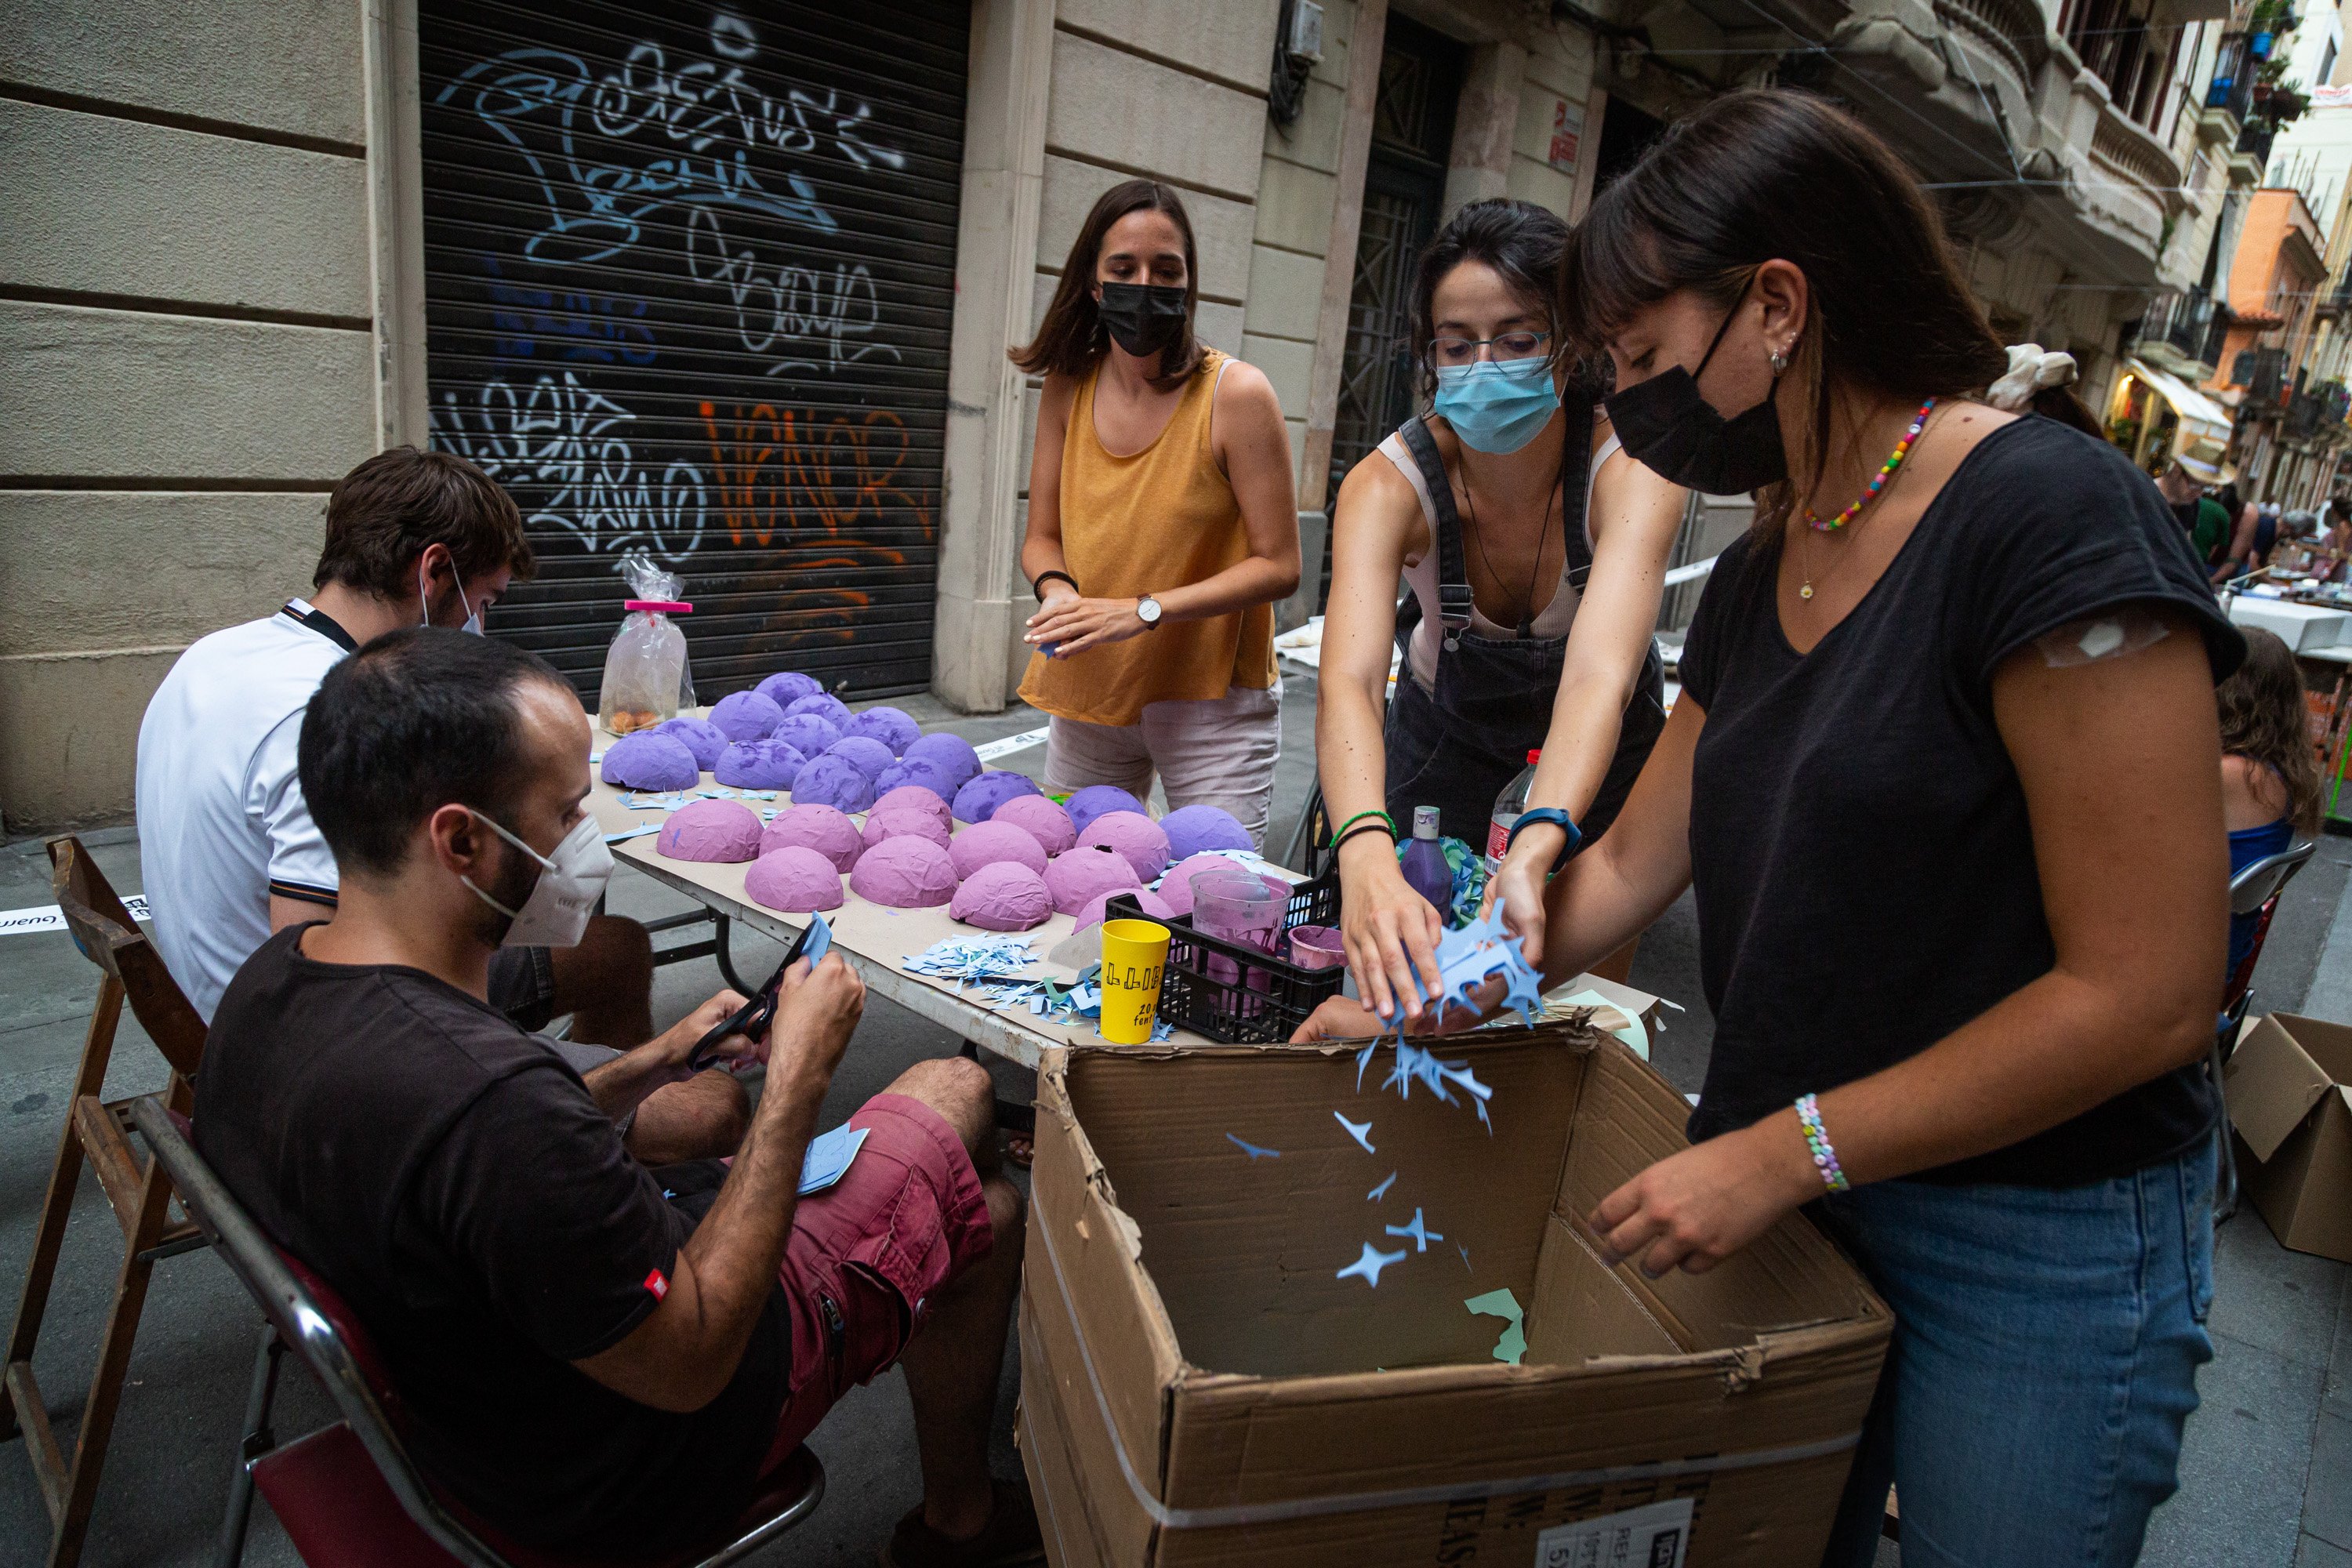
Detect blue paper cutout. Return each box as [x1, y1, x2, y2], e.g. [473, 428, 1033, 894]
[1458, 1243, 1472, 1270]
[1367, 1171, 1397, 1202]
[1384, 1207, 1443, 1253]
[1337, 1241, 1408, 1287]
[1334, 1111, 1376, 1154]
[1226, 1134, 1281, 1160]
[798, 1123, 869, 1196]
[1398, 911, 1544, 1029]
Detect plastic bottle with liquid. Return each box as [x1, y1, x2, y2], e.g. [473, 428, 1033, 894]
[1398, 805, 1454, 920]
[1486, 749, 1541, 875]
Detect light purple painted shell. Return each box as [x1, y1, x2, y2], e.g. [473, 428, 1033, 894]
[773, 713, 842, 758]
[949, 819, 1051, 880]
[1078, 810, 1172, 883]
[791, 753, 876, 814]
[754, 671, 824, 709]
[849, 836, 956, 908]
[1042, 844, 1143, 916]
[744, 846, 844, 913]
[872, 784, 952, 826]
[949, 863, 1054, 931]
[873, 757, 958, 808]
[714, 738, 807, 790]
[823, 735, 896, 782]
[989, 794, 1076, 855]
[953, 769, 1040, 825]
[902, 732, 982, 790]
[709, 690, 786, 742]
[859, 808, 953, 853]
[759, 804, 862, 872]
[784, 692, 854, 728]
[654, 716, 728, 771]
[842, 706, 921, 756]
[655, 798, 764, 862]
[1065, 785, 1148, 836]
[1074, 886, 1174, 931]
[1156, 852, 1249, 917]
[1160, 804, 1254, 861]
[601, 731, 699, 791]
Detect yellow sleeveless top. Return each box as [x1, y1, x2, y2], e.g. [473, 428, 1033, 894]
[1018, 347, 1277, 728]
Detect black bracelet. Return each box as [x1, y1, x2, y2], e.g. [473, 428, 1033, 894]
[1033, 569, 1079, 599]
[1332, 820, 1398, 857]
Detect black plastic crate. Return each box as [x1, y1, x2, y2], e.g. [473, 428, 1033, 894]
[1105, 873, 1344, 1044]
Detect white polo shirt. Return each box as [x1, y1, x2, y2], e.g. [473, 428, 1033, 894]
[136, 601, 356, 1021]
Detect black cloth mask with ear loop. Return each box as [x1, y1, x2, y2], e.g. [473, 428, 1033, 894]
[1096, 281, 1189, 358]
[1602, 281, 1791, 495]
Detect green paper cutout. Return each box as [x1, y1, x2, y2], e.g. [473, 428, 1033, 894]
[1465, 1287, 1526, 1366]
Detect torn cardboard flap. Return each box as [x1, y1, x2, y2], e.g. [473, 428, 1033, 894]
[2229, 1014, 2341, 1162]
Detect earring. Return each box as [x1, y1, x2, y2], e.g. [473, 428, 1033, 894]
[1768, 347, 1790, 375]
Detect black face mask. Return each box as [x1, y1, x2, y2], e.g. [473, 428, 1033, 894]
[1603, 291, 1789, 495]
[1097, 282, 1189, 359]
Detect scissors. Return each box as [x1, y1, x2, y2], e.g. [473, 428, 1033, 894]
[687, 913, 834, 1071]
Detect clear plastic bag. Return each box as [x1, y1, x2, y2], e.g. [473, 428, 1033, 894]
[597, 552, 695, 735]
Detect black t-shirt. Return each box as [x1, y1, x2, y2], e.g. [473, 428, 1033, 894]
[1677, 416, 2245, 1186]
[194, 925, 787, 1548]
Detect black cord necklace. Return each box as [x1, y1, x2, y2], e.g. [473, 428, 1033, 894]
[1459, 459, 1560, 640]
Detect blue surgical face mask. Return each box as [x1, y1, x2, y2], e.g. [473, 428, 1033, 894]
[1432, 359, 1561, 454]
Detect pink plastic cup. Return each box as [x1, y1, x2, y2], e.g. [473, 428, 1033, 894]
[1288, 924, 1347, 971]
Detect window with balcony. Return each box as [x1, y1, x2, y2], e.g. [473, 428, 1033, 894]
[2061, 0, 2187, 128]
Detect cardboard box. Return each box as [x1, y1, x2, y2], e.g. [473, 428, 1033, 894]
[2228, 1014, 2352, 1261]
[1017, 1023, 1891, 1566]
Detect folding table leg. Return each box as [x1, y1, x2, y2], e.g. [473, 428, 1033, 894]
[215, 1322, 285, 1568]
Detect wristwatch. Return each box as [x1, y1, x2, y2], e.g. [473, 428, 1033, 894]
[1136, 593, 1164, 631]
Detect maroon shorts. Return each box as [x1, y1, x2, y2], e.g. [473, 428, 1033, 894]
[759, 1093, 993, 1465]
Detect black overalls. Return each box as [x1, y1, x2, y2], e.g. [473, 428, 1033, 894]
[1381, 410, 1668, 849]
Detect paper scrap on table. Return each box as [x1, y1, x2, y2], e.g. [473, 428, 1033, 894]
[1385, 1207, 1441, 1253]
[1226, 1133, 1280, 1160]
[1338, 1241, 1407, 1287]
[798, 1123, 869, 1196]
[603, 824, 663, 844]
[1465, 1287, 1526, 1365]
[1367, 1171, 1396, 1202]
[1555, 989, 1648, 1060]
[1334, 1110, 1376, 1154]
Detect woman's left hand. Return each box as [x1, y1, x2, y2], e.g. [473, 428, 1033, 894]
[1480, 833, 1559, 966]
[1025, 596, 1150, 658]
[1586, 1114, 1821, 1276]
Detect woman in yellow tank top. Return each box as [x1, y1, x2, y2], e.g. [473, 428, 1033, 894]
[1011, 180, 1301, 846]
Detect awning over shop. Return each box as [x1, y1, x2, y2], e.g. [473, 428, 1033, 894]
[2125, 358, 2234, 456]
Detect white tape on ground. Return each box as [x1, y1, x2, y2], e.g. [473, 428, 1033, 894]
[1, 895, 152, 936]
[974, 725, 1051, 762]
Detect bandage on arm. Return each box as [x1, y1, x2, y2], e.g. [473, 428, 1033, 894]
[2032, 607, 2172, 668]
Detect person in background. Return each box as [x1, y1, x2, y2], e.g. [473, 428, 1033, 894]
[136, 446, 740, 1161]
[2217, 628, 2322, 989]
[1298, 90, 2239, 1563]
[2212, 495, 2275, 586]
[1316, 199, 1686, 1011]
[196, 629, 1040, 1566]
[2158, 461, 2229, 565]
[1012, 180, 1301, 845]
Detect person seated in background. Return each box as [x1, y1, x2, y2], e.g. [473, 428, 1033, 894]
[194, 629, 1041, 1568]
[2156, 460, 2228, 565]
[2217, 628, 2323, 992]
[136, 445, 739, 1160]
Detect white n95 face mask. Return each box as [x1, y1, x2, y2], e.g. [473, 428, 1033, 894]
[463, 809, 612, 949]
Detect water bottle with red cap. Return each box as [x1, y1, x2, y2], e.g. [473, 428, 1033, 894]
[1486, 748, 1541, 877]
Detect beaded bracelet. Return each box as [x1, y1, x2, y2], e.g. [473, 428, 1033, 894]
[1328, 809, 1398, 849]
[1793, 1093, 1850, 1192]
[1332, 821, 1399, 857]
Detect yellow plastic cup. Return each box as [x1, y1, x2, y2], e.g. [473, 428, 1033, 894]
[1097, 919, 1171, 1044]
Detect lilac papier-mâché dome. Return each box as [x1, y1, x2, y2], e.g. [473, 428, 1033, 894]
[842, 706, 921, 756]
[860, 808, 953, 853]
[849, 836, 956, 908]
[952, 769, 1040, 825]
[824, 735, 896, 782]
[872, 784, 952, 826]
[950, 862, 1054, 931]
[709, 690, 786, 742]
[874, 757, 958, 808]
[784, 692, 854, 728]
[754, 671, 823, 709]
[1155, 852, 1254, 917]
[714, 739, 807, 791]
[601, 732, 699, 791]
[1064, 785, 1147, 836]
[949, 819, 1050, 880]
[1074, 886, 1174, 931]
[744, 846, 844, 913]
[1078, 810, 1172, 883]
[655, 716, 728, 771]
[759, 804, 862, 872]
[1160, 804, 1253, 862]
[773, 713, 843, 759]
[656, 798, 764, 862]
[791, 753, 876, 814]
[902, 732, 982, 790]
[989, 794, 1076, 855]
[1043, 844, 1142, 916]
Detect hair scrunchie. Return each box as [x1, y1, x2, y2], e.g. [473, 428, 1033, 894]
[1986, 342, 2078, 412]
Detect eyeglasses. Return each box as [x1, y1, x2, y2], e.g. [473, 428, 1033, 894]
[1429, 331, 1551, 367]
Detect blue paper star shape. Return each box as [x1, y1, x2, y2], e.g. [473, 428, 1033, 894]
[1337, 1240, 1408, 1287]
[1384, 1207, 1443, 1253]
[1334, 1111, 1376, 1154]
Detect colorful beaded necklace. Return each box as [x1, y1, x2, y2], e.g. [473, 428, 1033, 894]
[1804, 397, 1936, 532]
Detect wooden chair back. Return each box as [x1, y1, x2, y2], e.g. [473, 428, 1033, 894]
[47, 837, 207, 1077]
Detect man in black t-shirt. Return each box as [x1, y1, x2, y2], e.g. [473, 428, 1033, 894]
[196, 629, 1041, 1566]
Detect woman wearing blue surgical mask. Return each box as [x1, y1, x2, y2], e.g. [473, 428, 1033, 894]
[1316, 199, 1687, 1011]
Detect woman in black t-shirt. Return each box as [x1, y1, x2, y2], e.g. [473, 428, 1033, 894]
[1299, 92, 2241, 1565]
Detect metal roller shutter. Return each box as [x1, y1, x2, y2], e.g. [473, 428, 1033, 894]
[418, 0, 969, 701]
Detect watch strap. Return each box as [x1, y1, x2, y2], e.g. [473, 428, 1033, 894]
[1504, 808, 1581, 858]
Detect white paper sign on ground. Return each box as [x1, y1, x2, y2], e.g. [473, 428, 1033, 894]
[1533, 1496, 1693, 1568]
[1, 896, 152, 937]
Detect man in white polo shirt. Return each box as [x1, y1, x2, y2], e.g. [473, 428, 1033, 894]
[136, 447, 743, 1160]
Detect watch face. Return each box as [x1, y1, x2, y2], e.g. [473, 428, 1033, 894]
[1138, 597, 1162, 623]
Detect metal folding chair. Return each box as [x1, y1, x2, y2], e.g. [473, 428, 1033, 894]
[2, 837, 212, 1568]
[2212, 837, 2321, 1221]
[129, 1099, 825, 1568]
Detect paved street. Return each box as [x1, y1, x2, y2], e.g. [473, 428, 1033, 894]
[2, 670, 2348, 1566]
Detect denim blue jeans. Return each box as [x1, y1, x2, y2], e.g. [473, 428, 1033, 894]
[1813, 1136, 2217, 1568]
